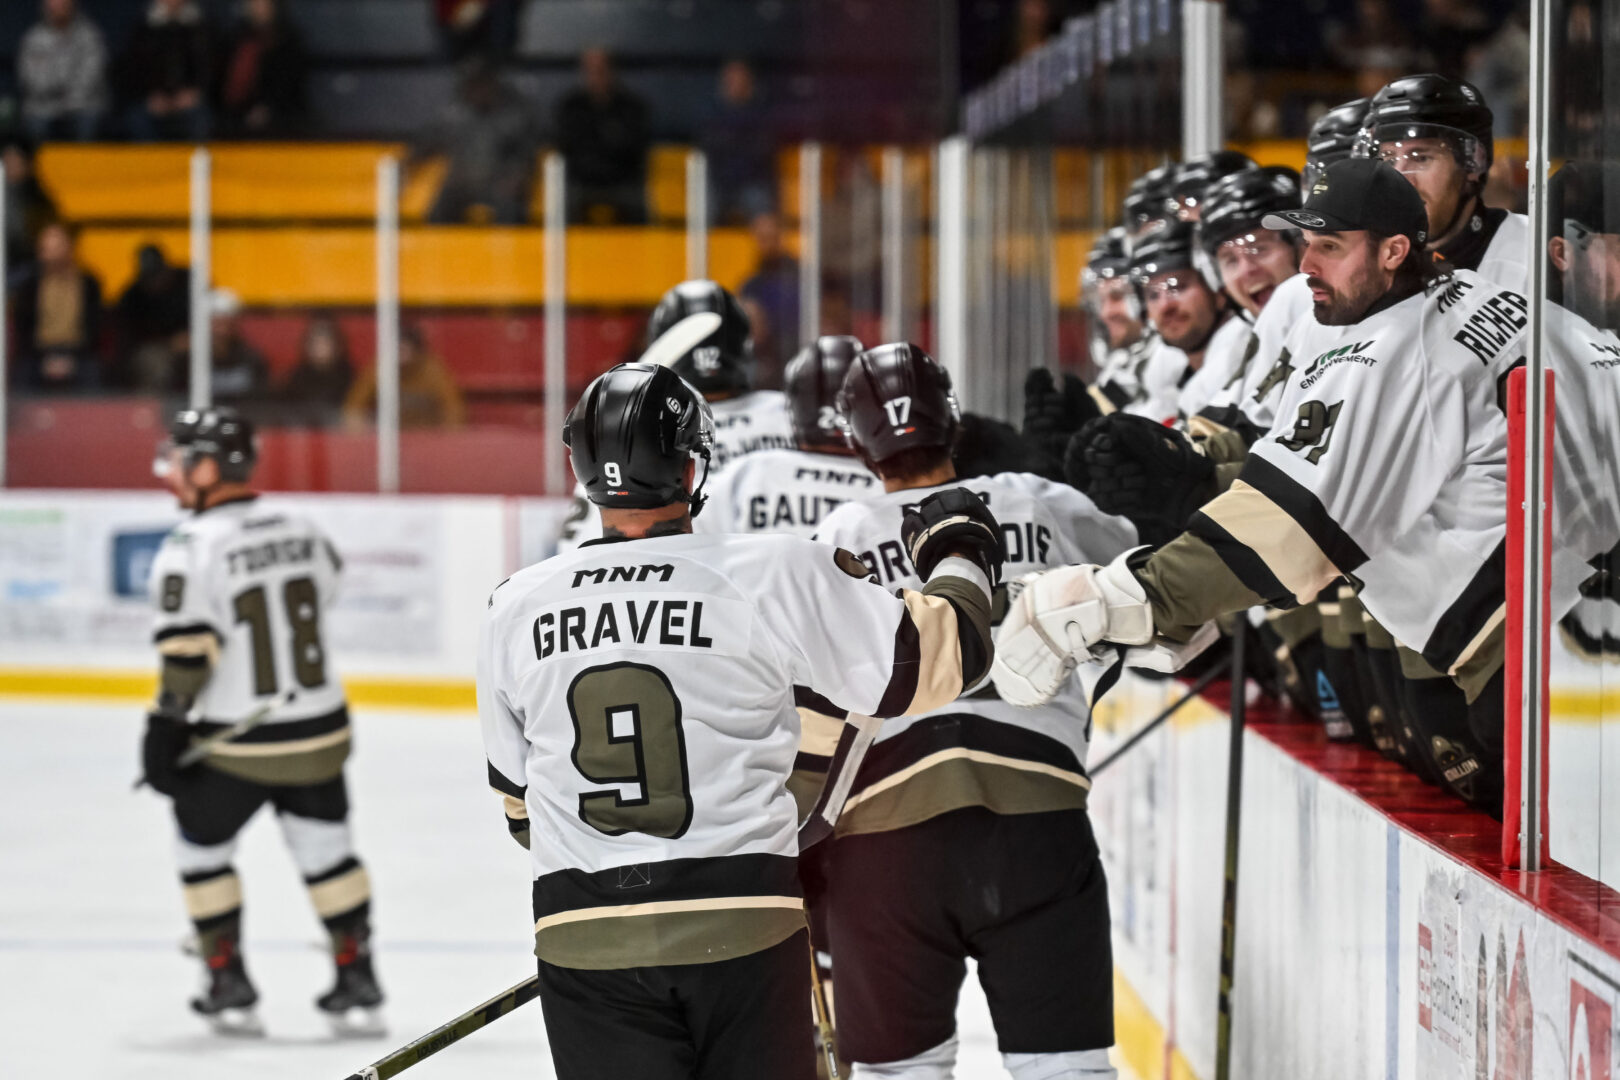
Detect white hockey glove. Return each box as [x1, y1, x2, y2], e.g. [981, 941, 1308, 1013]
[991, 549, 1155, 707]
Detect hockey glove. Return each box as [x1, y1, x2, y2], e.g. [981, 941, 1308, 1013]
[902, 487, 1006, 587]
[141, 711, 196, 797]
[991, 550, 1156, 707]
[1062, 417, 1107, 493]
[1081, 414, 1216, 546]
[1558, 568, 1620, 663]
[1023, 369, 1101, 467]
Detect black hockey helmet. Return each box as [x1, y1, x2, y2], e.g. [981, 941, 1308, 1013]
[784, 334, 864, 452]
[564, 362, 715, 514]
[1548, 159, 1620, 237]
[156, 406, 258, 482]
[836, 342, 959, 466]
[1082, 226, 1134, 309]
[1123, 163, 1180, 241]
[1303, 98, 1369, 191]
[646, 279, 754, 397]
[1167, 150, 1258, 219]
[1129, 219, 1201, 284]
[1198, 168, 1303, 254]
[1356, 75, 1494, 177]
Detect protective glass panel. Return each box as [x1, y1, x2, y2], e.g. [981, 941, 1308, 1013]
[1543, 0, 1620, 890]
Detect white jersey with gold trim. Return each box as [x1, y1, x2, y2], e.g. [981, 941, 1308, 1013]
[149, 497, 346, 725]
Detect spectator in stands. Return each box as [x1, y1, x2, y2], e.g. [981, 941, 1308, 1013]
[702, 59, 777, 226]
[278, 314, 354, 426]
[119, 244, 191, 391]
[17, 0, 109, 142]
[556, 47, 649, 225]
[1419, 0, 1495, 79]
[414, 62, 537, 224]
[1327, 0, 1422, 80]
[10, 222, 103, 392]
[3, 141, 60, 277]
[343, 325, 466, 429]
[1467, 2, 1530, 137]
[218, 0, 307, 138]
[737, 210, 799, 388]
[433, 0, 525, 63]
[199, 288, 271, 408]
[121, 0, 216, 142]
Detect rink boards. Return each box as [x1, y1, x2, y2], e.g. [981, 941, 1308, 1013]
[1091, 677, 1620, 1080]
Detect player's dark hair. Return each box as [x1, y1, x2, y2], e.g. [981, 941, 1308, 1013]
[1369, 230, 1449, 294]
[865, 442, 955, 486]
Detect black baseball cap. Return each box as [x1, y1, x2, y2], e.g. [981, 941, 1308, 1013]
[1262, 158, 1428, 248]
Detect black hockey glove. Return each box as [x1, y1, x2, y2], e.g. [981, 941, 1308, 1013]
[1081, 414, 1217, 546]
[902, 487, 1006, 587]
[141, 712, 196, 797]
[1023, 369, 1101, 467]
[1062, 417, 1108, 493]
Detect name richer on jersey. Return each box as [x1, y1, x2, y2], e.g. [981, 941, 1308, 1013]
[1452, 289, 1528, 367]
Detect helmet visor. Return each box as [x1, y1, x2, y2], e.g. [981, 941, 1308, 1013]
[1355, 123, 1487, 177]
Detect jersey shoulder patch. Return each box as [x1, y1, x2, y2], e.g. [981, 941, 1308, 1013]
[833, 547, 872, 580]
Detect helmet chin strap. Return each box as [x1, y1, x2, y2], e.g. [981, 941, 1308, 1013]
[686, 450, 713, 519]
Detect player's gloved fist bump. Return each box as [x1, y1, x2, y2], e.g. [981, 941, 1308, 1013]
[1023, 369, 1101, 464]
[1062, 417, 1107, 493]
[1082, 414, 1214, 546]
[902, 487, 1006, 587]
[990, 550, 1157, 707]
[141, 712, 194, 797]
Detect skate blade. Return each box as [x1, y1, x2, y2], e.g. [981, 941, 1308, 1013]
[325, 1006, 387, 1039]
[204, 1007, 266, 1038]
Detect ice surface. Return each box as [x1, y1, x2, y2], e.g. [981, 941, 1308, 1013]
[0, 701, 1040, 1079]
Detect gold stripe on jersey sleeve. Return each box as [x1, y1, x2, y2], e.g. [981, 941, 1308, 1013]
[156, 631, 220, 666]
[533, 896, 806, 970]
[1449, 604, 1506, 703]
[308, 865, 371, 920]
[184, 871, 243, 921]
[1200, 480, 1340, 603]
[900, 590, 966, 714]
[501, 794, 528, 821]
[796, 706, 845, 758]
[836, 748, 1091, 837]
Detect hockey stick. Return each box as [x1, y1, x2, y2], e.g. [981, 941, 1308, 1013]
[1213, 625, 1248, 1080]
[132, 690, 292, 791]
[797, 711, 883, 849]
[806, 934, 841, 1080]
[1088, 660, 1225, 776]
[342, 974, 541, 1080]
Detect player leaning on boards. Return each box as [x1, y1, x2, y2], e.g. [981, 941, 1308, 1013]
[996, 159, 1540, 817]
[696, 334, 879, 539]
[557, 279, 794, 551]
[811, 343, 1137, 1080]
[141, 408, 383, 1036]
[477, 361, 1002, 1080]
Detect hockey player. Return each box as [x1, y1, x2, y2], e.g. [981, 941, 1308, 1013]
[479, 361, 1002, 1080]
[142, 407, 382, 1034]
[557, 280, 794, 550]
[812, 343, 1136, 1080]
[1544, 161, 1620, 659]
[696, 335, 877, 537]
[1356, 74, 1527, 291]
[1124, 221, 1251, 423]
[994, 159, 1539, 815]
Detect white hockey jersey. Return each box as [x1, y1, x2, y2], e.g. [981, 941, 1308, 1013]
[149, 496, 350, 781]
[1188, 270, 1525, 679]
[479, 531, 990, 969]
[556, 390, 796, 551]
[1173, 310, 1256, 421]
[1199, 271, 1315, 435]
[1203, 214, 1529, 440]
[694, 448, 878, 538]
[1122, 339, 1188, 421]
[1545, 301, 1620, 566]
[812, 472, 1137, 836]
